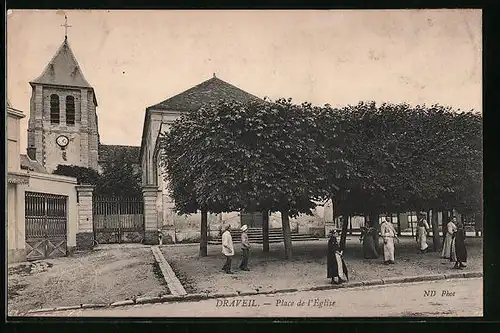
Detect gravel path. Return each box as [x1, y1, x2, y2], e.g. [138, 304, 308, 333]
[161, 237, 482, 294]
[8, 247, 169, 315]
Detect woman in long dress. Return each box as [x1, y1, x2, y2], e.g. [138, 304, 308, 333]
[451, 221, 468, 269]
[441, 217, 458, 259]
[417, 213, 430, 253]
[360, 227, 379, 259]
[327, 230, 349, 284]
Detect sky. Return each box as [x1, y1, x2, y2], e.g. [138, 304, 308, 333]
[6, 9, 482, 152]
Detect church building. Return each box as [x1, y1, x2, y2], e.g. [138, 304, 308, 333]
[26, 35, 140, 174]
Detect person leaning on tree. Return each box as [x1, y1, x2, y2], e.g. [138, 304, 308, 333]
[441, 216, 458, 259]
[221, 224, 235, 274]
[380, 217, 399, 265]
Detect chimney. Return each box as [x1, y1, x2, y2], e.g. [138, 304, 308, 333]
[27, 147, 37, 161]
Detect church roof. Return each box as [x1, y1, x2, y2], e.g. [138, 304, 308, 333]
[99, 144, 141, 165]
[30, 38, 93, 89]
[20, 154, 48, 173]
[147, 76, 262, 112]
[141, 76, 263, 161]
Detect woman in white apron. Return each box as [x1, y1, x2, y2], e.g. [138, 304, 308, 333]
[417, 213, 430, 253]
[380, 217, 399, 264]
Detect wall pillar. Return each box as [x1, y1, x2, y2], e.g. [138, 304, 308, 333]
[76, 185, 95, 251]
[143, 185, 159, 245]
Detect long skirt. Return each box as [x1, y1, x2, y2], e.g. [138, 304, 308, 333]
[441, 233, 453, 258]
[362, 235, 379, 259]
[383, 237, 395, 262]
[327, 252, 349, 282]
[450, 237, 457, 262]
[417, 227, 428, 251]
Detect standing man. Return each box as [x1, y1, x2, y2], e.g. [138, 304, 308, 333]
[221, 224, 234, 274]
[380, 217, 399, 264]
[239, 225, 251, 271]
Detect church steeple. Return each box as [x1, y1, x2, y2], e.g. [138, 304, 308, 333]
[30, 38, 93, 90]
[27, 22, 100, 172]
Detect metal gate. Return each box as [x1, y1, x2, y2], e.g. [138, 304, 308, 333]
[241, 211, 263, 228]
[93, 196, 144, 244]
[25, 192, 68, 261]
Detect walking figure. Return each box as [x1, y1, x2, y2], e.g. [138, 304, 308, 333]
[417, 213, 430, 253]
[451, 220, 468, 269]
[221, 224, 234, 274]
[380, 217, 399, 264]
[441, 217, 458, 259]
[327, 229, 348, 284]
[239, 225, 251, 271]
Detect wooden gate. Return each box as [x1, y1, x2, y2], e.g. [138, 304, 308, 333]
[25, 192, 68, 261]
[93, 196, 144, 244]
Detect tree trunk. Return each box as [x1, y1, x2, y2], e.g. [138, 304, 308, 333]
[369, 212, 380, 254]
[340, 214, 349, 251]
[430, 209, 440, 252]
[262, 210, 270, 253]
[396, 212, 402, 237]
[281, 209, 293, 260]
[199, 209, 208, 257]
[441, 210, 448, 243]
[349, 216, 353, 235]
[476, 211, 483, 236]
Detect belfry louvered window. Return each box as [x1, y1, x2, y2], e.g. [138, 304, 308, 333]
[66, 96, 75, 125]
[50, 94, 60, 124]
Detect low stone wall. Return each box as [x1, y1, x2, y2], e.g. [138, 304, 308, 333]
[144, 230, 159, 245]
[76, 232, 94, 250]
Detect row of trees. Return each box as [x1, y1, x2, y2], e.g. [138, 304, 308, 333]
[159, 99, 482, 259]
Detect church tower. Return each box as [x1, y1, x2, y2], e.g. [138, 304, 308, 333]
[27, 25, 99, 173]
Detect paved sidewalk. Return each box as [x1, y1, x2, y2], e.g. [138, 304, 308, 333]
[26, 278, 483, 317]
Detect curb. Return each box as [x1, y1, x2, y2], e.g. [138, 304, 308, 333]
[24, 271, 483, 315]
[151, 246, 187, 296]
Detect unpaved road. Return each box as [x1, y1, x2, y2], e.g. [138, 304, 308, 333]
[26, 278, 482, 317]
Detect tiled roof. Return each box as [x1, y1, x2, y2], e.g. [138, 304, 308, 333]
[30, 38, 92, 89]
[99, 144, 141, 164]
[20, 155, 48, 173]
[148, 76, 263, 112]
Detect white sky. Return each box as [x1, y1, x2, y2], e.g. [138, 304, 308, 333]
[7, 9, 482, 152]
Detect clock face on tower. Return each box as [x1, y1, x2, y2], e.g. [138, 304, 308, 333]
[56, 135, 69, 148]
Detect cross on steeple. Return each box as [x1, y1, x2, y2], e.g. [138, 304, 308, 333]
[61, 15, 72, 40]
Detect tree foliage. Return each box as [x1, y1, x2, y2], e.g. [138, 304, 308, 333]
[53, 148, 142, 197]
[159, 97, 482, 255]
[159, 98, 327, 216]
[316, 102, 482, 217]
[53, 165, 101, 186]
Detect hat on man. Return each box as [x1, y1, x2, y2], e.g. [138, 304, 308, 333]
[241, 225, 248, 232]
